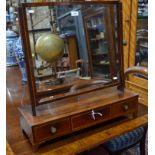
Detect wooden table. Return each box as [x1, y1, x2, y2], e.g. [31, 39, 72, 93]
[6, 66, 148, 155]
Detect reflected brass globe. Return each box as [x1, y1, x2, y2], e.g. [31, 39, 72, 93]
[35, 34, 64, 63]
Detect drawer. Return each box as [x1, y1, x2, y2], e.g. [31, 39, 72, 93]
[34, 118, 71, 143]
[111, 98, 138, 118]
[71, 107, 110, 130]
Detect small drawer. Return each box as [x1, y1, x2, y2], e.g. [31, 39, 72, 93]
[34, 118, 71, 143]
[111, 98, 138, 118]
[71, 107, 110, 130]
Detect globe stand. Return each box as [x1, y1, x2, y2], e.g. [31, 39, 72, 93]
[41, 64, 64, 86]
[44, 78, 64, 86]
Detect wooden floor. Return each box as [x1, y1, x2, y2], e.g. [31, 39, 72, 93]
[6, 66, 148, 155]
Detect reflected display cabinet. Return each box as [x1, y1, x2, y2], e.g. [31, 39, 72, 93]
[83, 5, 119, 80]
[18, 0, 138, 150]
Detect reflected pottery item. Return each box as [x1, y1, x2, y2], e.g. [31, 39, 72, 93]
[9, 6, 15, 22]
[15, 37, 27, 84]
[6, 29, 18, 66]
[35, 34, 64, 63]
[6, 14, 10, 22]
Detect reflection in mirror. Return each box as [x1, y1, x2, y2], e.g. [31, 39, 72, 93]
[136, 0, 148, 68]
[83, 4, 119, 80]
[25, 3, 121, 104]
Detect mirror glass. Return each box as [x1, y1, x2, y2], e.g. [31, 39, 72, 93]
[24, 3, 121, 104]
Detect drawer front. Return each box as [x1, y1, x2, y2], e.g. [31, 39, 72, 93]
[111, 98, 138, 118]
[34, 118, 71, 142]
[71, 107, 110, 130]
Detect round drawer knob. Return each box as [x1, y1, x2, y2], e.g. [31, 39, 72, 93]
[50, 127, 57, 134]
[123, 105, 129, 111]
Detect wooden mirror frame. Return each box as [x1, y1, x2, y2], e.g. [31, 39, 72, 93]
[18, 0, 124, 116]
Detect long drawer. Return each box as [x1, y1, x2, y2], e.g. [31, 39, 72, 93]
[71, 107, 110, 131]
[34, 118, 71, 143]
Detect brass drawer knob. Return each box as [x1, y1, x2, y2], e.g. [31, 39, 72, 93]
[50, 127, 57, 134]
[123, 40, 127, 46]
[123, 105, 129, 111]
[91, 110, 103, 120]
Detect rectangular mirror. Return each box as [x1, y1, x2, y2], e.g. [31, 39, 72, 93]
[19, 1, 123, 106]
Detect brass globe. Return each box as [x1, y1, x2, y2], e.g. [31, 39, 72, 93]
[35, 34, 64, 63]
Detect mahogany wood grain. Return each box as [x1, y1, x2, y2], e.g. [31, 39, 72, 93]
[19, 86, 138, 125]
[18, 83, 138, 149]
[34, 118, 71, 143]
[18, 6, 37, 115]
[110, 97, 138, 118]
[22, 1, 119, 8]
[71, 106, 110, 131]
[117, 1, 125, 90]
[6, 66, 147, 154]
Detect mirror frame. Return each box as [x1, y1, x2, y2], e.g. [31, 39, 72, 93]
[18, 0, 124, 116]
